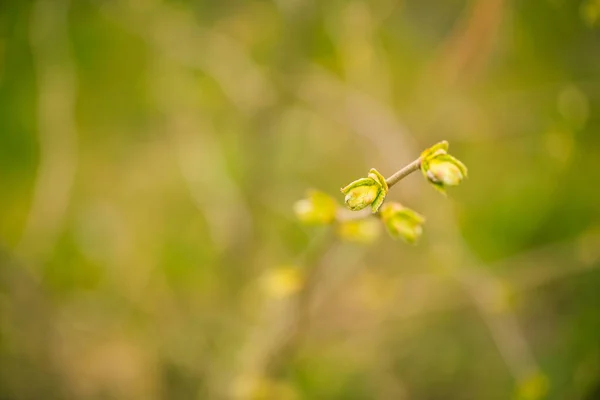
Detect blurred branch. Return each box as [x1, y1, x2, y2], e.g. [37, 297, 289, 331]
[432, 201, 542, 383]
[17, 0, 78, 265]
[378, 234, 600, 325]
[99, 0, 418, 173]
[294, 65, 418, 171]
[456, 269, 538, 381]
[428, 0, 505, 86]
[230, 230, 568, 396]
[98, 0, 274, 115]
[501, 235, 600, 292]
[149, 58, 254, 252]
[230, 231, 344, 398]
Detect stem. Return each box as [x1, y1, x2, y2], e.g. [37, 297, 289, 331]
[385, 157, 421, 187]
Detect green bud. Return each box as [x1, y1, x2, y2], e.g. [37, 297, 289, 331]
[340, 168, 388, 213]
[427, 154, 467, 186]
[420, 141, 468, 194]
[337, 218, 381, 244]
[343, 184, 378, 211]
[293, 190, 338, 225]
[380, 202, 425, 244]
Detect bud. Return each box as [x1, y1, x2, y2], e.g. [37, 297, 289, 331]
[233, 374, 299, 400]
[337, 218, 381, 244]
[293, 190, 337, 225]
[515, 371, 549, 400]
[262, 266, 303, 299]
[340, 168, 388, 212]
[380, 202, 425, 244]
[420, 140, 468, 194]
[426, 155, 467, 185]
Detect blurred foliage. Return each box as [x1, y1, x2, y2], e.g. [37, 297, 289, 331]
[1, 0, 600, 399]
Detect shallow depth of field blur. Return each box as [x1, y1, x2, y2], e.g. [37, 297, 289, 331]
[2, 0, 600, 399]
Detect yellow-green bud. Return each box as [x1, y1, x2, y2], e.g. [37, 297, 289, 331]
[340, 168, 388, 213]
[380, 202, 425, 244]
[515, 371, 549, 400]
[293, 190, 337, 225]
[343, 185, 378, 210]
[420, 141, 468, 194]
[262, 266, 304, 298]
[427, 156, 466, 186]
[337, 218, 381, 244]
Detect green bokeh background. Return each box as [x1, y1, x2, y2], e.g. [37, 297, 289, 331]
[1, 0, 600, 399]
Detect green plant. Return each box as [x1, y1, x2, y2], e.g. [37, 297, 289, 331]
[294, 140, 467, 244]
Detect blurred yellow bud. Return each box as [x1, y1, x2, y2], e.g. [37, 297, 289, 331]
[233, 375, 298, 400]
[337, 218, 382, 244]
[489, 281, 516, 313]
[293, 190, 337, 225]
[380, 202, 425, 244]
[515, 371, 549, 400]
[340, 168, 388, 212]
[262, 266, 303, 298]
[581, 0, 600, 27]
[420, 141, 467, 194]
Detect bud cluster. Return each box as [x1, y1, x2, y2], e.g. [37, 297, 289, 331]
[293, 141, 467, 245]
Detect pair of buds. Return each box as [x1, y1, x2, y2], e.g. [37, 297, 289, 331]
[341, 141, 467, 212]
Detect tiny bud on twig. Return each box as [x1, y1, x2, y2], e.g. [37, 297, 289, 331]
[380, 202, 425, 244]
[340, 168, 388, 213]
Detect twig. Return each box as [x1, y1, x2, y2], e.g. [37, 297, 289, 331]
[385, 158, 422, 188]
[229, 231, 338, 398]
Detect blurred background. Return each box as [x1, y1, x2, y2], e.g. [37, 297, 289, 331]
[1, 0, 600, 399]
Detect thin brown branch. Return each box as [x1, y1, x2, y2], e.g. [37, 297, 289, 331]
[385, 158, 422, 188]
